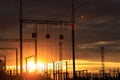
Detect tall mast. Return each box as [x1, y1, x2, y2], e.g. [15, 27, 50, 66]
[101, 46, 105, 78]
[71, 0, 76, 80]
[19, 0, 23, 75]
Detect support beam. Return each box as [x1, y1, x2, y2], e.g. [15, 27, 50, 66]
[22, 19, 72, 25]
[0, 38, 35, 42]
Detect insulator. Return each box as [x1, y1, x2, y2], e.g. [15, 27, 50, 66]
[32, 33, 36, 38]
[59, 34, 64, 40]
[46, 33, 50, 39]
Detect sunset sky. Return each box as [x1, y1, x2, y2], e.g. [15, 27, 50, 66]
[0, 0, 120, 71]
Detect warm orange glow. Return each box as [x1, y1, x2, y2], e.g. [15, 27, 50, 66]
[37, 62, 45, 73]
[26, 60, 46, 73]
[6, 59, 120, 74]
[27, 61, 36, 73]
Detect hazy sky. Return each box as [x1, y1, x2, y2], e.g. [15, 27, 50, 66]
[0, 0, 120, 65]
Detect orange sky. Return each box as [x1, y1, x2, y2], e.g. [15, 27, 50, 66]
[1, 0, 120, 74]
[6, 59, 120, 73]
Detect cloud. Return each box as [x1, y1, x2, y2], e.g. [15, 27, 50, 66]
[1, 0, 120, 63]
[76, 0, 120, 17]
[77, 41, 120, 49]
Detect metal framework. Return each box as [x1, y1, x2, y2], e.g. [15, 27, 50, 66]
[0, 48, 18, 75]
[0, 55, 6, 72]
[20, 19, 73, 75]
[25, 55, 35, 73]
[19, 1, 76, 80]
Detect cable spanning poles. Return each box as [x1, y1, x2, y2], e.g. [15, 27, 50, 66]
[20, 20, 72, 75]
[19, 0, 76, 77]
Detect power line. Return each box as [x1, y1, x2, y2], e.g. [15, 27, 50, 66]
[0, 38, 35, 42]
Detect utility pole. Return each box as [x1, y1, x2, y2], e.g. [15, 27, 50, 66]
[32, 22, 38, 73]
[16, 49, 18, 75]
[71, 0, 76, 80]
[101, 46, 105, 78]
[58, 41, 63, 80]
[19, 0, 23, 75]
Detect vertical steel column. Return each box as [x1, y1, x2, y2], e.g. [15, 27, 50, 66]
[71, 0, 76, 80]
[101, 46, 105, 78]
[19, 0, 23, 75]
[53, 62, 55, 80]
[25, 58, 28, 73]
[35, 24, 37, 73]
[16, 49, 18, 75]
[59, 42, 63, 62]
[58, 41, 63, 80]
[66, 62, 68, 79]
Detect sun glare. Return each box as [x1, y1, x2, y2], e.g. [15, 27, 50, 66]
[27, 61, 36, 73]
[6, 60, 120, 74]
[26, 60, 45, 73]
[37, 62, 45, 72]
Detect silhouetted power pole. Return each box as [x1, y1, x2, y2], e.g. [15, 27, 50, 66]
[71, 0, 76, 80]
[19, 0, 23, 75]
[101, 46, 105, 78]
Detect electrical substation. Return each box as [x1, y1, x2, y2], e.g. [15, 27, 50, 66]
[0, 0, 120, 80]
